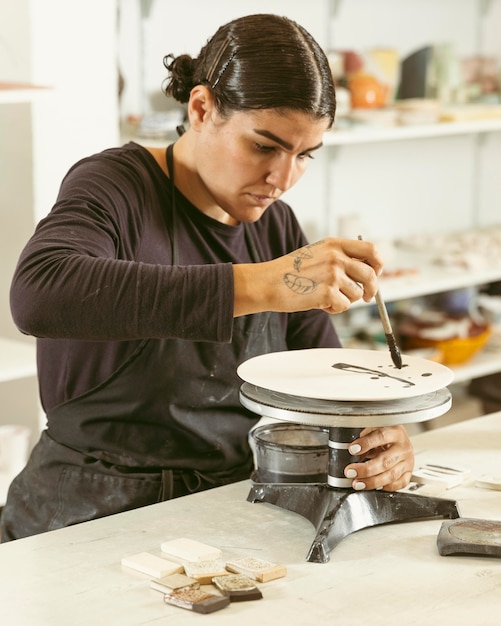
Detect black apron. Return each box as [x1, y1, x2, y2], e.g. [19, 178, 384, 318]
[1, 144, 287, 541]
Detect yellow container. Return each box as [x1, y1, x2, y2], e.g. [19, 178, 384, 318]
[405, 325, 491, 365]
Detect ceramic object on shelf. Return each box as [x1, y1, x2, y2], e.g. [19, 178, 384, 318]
[394, 98, 440, 125]
[348, 73, 389, 109]
[404, 326, 491, 365]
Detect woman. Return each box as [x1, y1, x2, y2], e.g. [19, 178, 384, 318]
[1, 14, 413, 541]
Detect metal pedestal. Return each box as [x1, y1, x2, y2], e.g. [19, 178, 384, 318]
[248, 480, 460, 563]
[241, 383, 461, 563]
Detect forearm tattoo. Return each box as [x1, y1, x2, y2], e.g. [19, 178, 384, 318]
[284, 242, 323, 295]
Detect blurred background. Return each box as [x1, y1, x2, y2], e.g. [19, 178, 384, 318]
[1, 1, 501, 491]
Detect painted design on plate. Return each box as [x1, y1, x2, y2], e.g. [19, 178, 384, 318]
[237, 348, 453, 401]
[331, 362, 417, 388]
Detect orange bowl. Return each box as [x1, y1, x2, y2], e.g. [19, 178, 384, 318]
[348, 73, 389, 108]
[404, 325, 491, 365]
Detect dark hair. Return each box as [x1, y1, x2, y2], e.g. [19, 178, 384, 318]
[162, 14, 336, 128]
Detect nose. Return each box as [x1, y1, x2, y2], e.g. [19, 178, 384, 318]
[265, 156, 296, 192]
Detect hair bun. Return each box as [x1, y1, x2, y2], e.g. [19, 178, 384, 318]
[163, 53, 196, 103]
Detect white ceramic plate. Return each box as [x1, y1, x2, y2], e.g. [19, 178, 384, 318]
[237, 348, 454, 402]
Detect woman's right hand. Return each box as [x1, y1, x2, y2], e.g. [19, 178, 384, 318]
[233, 237, 384, 317]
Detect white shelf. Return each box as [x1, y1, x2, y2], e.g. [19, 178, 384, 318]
[348, 259, 501, 309]
[0, 82, 49, 104]
[122, 117, 501, 150]
[325, 117, 501, 146]
[378, 251, 501, 304]
[0, 338, 37, 383]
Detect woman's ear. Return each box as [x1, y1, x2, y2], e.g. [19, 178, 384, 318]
[187, 85, 216, 131]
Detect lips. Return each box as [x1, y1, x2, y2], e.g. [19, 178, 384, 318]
[249, 193, 278, 206]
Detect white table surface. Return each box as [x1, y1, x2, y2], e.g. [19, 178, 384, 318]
[1, 412, 501, 626]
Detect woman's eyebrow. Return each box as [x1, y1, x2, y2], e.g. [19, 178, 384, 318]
[253, 129, 323, 153]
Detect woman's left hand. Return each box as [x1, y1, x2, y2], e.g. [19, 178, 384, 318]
[343, 425, 414, 492]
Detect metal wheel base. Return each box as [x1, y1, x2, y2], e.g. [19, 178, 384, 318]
[247, 480, 461, 563]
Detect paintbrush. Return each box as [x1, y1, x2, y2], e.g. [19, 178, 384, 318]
[358, 236, 402, 369]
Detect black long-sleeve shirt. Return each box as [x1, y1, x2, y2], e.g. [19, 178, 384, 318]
[11, 142, 340, 413]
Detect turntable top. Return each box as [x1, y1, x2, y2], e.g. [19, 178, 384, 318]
[237, 348, 453, 403]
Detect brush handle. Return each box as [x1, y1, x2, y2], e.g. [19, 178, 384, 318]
[377, 291, 403, 368]
[357, 235, 402, 368]
[357, 234, 393, 334]
[375, 290, 393, 335]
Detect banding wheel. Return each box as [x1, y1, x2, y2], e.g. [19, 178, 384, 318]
[240, 382, 461, 563]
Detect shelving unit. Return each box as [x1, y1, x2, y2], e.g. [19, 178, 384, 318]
[339, 244, 501, 383]
[0, 83, 40, 507]
[323, 0, 501, 394]
[124, 115, 501, 387]
[326, 113, 501, 384]
[0, 83, 41, 386]
[450, 341, 501, 384]
[0, 82, 49, 104]
[1, 0, 119, 507]
[1, 0, 119, 412]
[124, 115, 501, 150]
[2, 2, 499, 468]
[325, 117, 501, 146]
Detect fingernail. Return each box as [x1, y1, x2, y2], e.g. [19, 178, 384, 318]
[345, 469, 357, 478]
[349, 444, 362, 454]
[354, 481, 366, 491]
